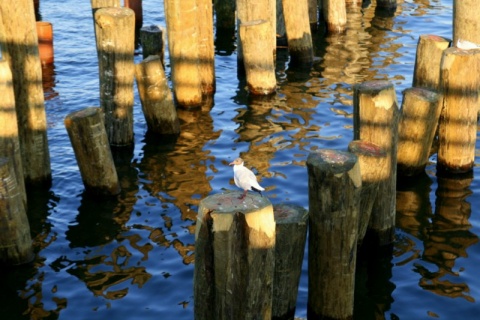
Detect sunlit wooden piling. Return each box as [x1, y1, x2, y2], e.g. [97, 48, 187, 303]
[0, 59, 27, 208]
[197, 0, 216, 95]
[348, 140, 386, 245]
[397, 88, 442, 176]
[239, 20, 277, 95]
[64, 107, 121, 197]
[272, 203, 308, 320]
[124, 0, 143, 28]
[453, 0, 480, 47]
[194, 191, 275, 319]
[90, 0, 120, 15]
[354, 80, 399, 246]
[135, 55, 180, 135]
[36, 21, 54, 66]
[164, 0, 203, 108]
[437, 47, 480, 174]
[282, 0, 314, 67]
[413, 35, 451, 91]
[307, 149, 361, 320]
[0, 158, 34, 266]
[0, 0, 52, 186]
[322, 0, 347, 33]
[94, 7, 135, 146]
[140, 25, 165, 63]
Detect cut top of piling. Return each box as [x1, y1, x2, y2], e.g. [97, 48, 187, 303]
[307, 149, 359, 175]
[198, 191, 272, 215]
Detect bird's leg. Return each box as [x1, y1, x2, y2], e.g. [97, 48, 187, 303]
[238, 190, 247, 200]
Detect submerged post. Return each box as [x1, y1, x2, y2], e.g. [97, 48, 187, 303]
[64, 107, 121, 197]
[0, 0, 52, 186]
[94, 7, 136, 146]
[307, 149, 361, 320]
[194, 191, 275, 319]
[354, 80, 399, 245]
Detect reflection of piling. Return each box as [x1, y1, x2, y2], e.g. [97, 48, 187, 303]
[307, 149, 361, 320]
[397, 88, 442, 176]
[322, 0, 347, 33]
[36, 21, 54, 66]
[0, 158, 34, 266]
[282, 0, 314, 67]
[124, 0, 143, 28]
[412, 35, 451, 91]
[0, 60, 27, 208]
[0, 1, 52, 186]
[453, 0, 480, 46]
[94, 7, 135, 146]
[164, 0, 203, 108]
[197, 0, 216, 95]
[348, 140, 385, 245]
[135, 55, 180, 135]
[194, 191, 275, 319]
[272, 203, 308, 320]
[64, 107, 121, 197]
[437, 48, 480, 174]
[139, 25, 165, 63]
[354, 81, 399, 246]
[239, 20, 277, 95]
[376, 0, 397, 15]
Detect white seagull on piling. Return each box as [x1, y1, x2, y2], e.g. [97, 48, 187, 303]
[229, 157, 265, 199]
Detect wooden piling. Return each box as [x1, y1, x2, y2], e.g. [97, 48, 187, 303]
[453, 0, 480, 47]
[36, 21, 54, 66]
[0, 158, 34, 266]
[348, 140, 386, 245]
[0, 0, 52, 186]
[412, 35, 451, 91]
[282, 0, 314, 67]
[437, 47, 480, 174]
[194, 191, 275, 319]
[272, 204, 308, 320]
[322, 0, 347, 33]
[94, 7, 135, 146]
[308, 0, 318, 26]
[214, 0, 236, 30]
[239, 20, 277, 95]
[306, 149, 361, 320]
[64, 107, 121, 197]
[197, 0, 216, 95]
[91, 0, 120, 14]
[164, 0, 203, 108]
[397, 88, 442, 176]
[124, 0, 143, 28]
[0, 59, 27, 208]
[135, 55, 180, 135]
[353, 80, 399, 245]
[140, 25, 165, 63]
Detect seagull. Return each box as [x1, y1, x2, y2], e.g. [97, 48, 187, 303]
[229, 157, 265, 199]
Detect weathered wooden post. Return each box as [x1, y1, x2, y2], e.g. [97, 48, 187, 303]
[322, 0, 347, 33]
[140, 25, 165, 63]
[307, 149, 361, 320]
[214, 0, 236, 30]
[94, 7, 135, 146]
[0, 0, 52, 186]
[437, 47, 480, 174]
[453, 0, 480, 47]
[197, 0, 216, 95]
[124, 0, 143, 28]
[0, 59, 27, 207]
[282, 0, 314, 67]
[64, 107, 121, 196]
[308, 0, 318, 26]
[194, 191, 275, 319]
[0, 158, 34, 266]
[239, 20, 277, 95]
[272, 203, 308, 320]
[354, 80, 399, 245]
[135, 55, 180, 135]
[348, 140, 386, 245]
[397, 88, 442, 176]
[36, 21, 54, 66]
[164, 0, 203, 108]
[91, 0, 120, 15]
[412, 35, 451, 91]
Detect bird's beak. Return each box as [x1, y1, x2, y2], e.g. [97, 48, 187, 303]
[229, 161, 234, 166]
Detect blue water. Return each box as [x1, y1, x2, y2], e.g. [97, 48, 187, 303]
[2, 0, 480, 319]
